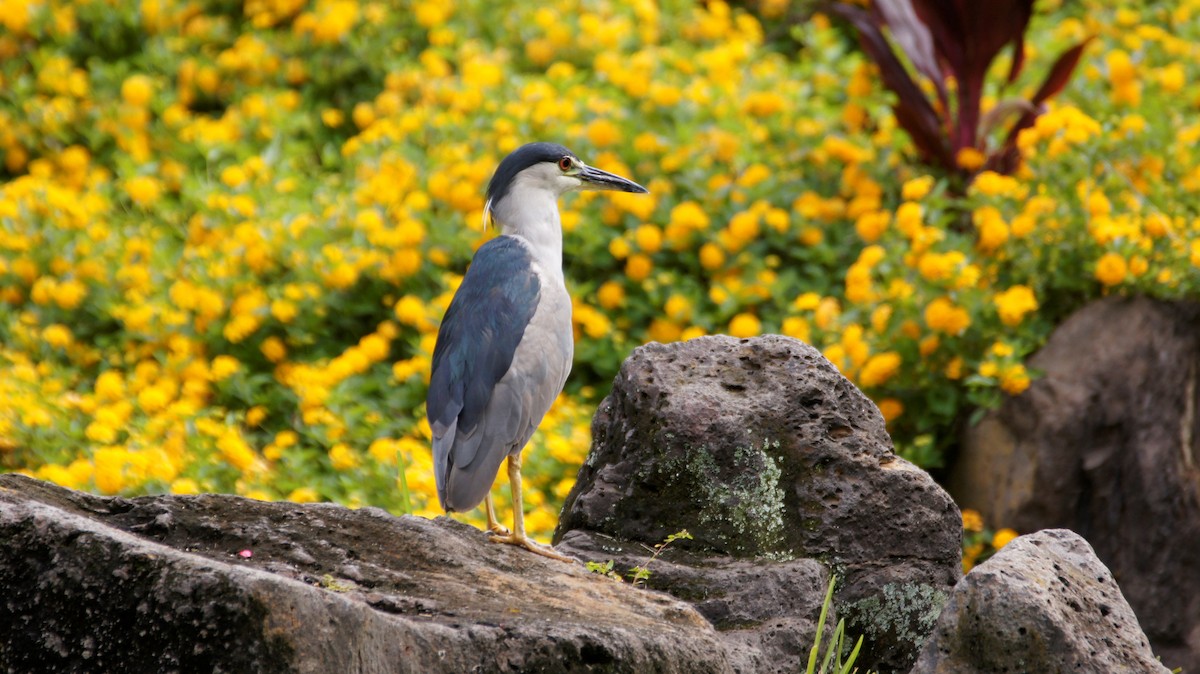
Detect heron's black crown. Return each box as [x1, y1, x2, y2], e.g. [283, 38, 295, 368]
[486, 142, 576, 208]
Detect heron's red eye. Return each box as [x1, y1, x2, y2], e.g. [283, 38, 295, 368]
[558, 156, 573, 172]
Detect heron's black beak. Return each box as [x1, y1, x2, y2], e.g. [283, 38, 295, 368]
[579, 165, 648, 194]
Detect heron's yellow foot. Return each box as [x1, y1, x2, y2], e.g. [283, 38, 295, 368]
[484, 454, 576, 563]
[487, 531, 576, 563]
[484, 494, 511, 536]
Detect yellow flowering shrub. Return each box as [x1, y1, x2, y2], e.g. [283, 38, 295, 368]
[0, 0, 1198, 543]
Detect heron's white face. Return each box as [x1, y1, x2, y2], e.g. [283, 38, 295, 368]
[483, 154, 646, 230]
[508, 158, 588, 198]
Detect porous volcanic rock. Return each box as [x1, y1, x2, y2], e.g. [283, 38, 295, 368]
[911, 529, 1171, 673]
[0, 474, 732, 674]
[555, 335, 962, 673]
[950, 296, 1200, 669]
[557, 529, 831, 674]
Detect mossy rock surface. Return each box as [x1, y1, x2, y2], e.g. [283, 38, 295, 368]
[556, 335, 962, 673]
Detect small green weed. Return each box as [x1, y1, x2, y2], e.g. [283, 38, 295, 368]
[807, 575, 871, 674]
[584, 529, 693, 587]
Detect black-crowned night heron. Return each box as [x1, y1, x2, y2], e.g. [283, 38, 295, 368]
[427, 142, 648, 561]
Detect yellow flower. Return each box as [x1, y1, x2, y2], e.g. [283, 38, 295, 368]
[53, 279, 87, 309]
[625, 254, 653, 282]
[918, 334, 940, 357]
[699, 242, 725, 271]
[955, 147, 986, 171]
[1094, 252, 1127, 287]
[124, 176, 162, 207]
[895, 201, 923, 237]
[647, 318, 682, 343]
[289, 487, 320, 503]
[170, 478, 201, 495]
[901, 175, 935, 201]
[854, 211, 889, 243]
[992, 527, 1019, 549]
[974, 207, 1009, 253]
[95, 371, 126, 401]
[858, 352, 901, 388]
[220, 165, 248, 188]
[994, 285, 1039, 327]
[742, 91, 787, 117]
[93, 448, 132, 493]
[924, 297, 971, 335]
[368, 438, 398, 464]
[321, 108, 344, 128]
[261, 336, 287, 363]
[728, 313, 761, 338]
[393, 295, 426, 327]
[793, 292, 821, 311]
[876, 398, 903, 422]
[137, 386, 169, 413]
[999, 364, 1031, 395]
[271, 299, 298, 323]
[962, 509, 984, 532]
[246, 406, 267, 426]
[945, 357, 963, 380]
[596, 281, 625, 310]
[218, 428, 258, 472]
[586, 118, 621, 148]
[211, 355, 240, 381]
[329, 443, 359, 471]
[781, 316, 810, 342]
[121, 74, 154, 107]
[971, 171, 1020, 198]
[634, 224, 663, 253]
[664, 294, 692, 322]
[43, 324, 73, 348]
[669, 201, 709, 230]
[917, 252, 957, 282]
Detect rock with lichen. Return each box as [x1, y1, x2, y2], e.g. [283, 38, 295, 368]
[555, 335, 962, 673]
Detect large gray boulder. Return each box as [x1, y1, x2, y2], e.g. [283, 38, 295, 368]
[555, 335, 963, 673]
[0, 474, 732, 674]
[950, 296, 1200, 669]
[911, 529, 1171, 673]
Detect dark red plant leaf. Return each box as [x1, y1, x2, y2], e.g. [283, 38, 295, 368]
[1029, 36, 1094, 105]
[1007, 33, 1026, 84]
[829, 4, 954, 170]
[873, 0, 948, 109]
[911, 0, 1034, 151]
[992, 38, 1093, 174]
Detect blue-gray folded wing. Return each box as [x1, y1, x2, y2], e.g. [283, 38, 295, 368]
[427, 236, 540, 511]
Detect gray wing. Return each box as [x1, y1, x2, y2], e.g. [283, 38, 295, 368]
[426, 236, 541, 512]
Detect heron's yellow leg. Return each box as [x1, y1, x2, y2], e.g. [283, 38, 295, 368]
[487, 454, 575, 563]
[484, 494, 510, 536]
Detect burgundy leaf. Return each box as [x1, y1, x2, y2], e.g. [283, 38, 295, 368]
[873, 0, 948, 108]
[1007, 33, 1026, 84]
[911, 0, 1034, 150]
[1030, 36, 1094, 105]
[829, 4, 954, 170]
[994, 38, 1093, 173]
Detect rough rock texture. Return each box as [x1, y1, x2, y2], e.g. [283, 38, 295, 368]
[950, 296, 1200, 670]
[558, 529, 830, 674]
[911, 529, 1171, 674]
[0, 474, 733, 674]
[555, 335, 962, 673]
